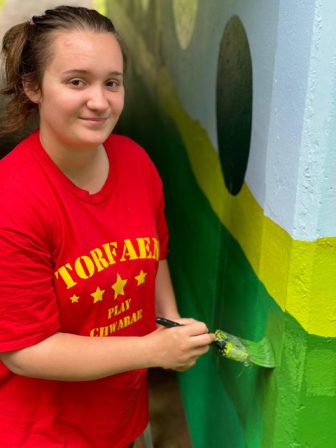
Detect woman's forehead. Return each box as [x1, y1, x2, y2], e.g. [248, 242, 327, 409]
[47, 31, 123, 72]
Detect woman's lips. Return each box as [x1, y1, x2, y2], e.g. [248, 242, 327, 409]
[80, 117, 109, 125]
[80, 117, 108, 121]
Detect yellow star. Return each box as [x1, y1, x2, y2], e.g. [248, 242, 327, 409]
[111, 274, 127, 299]
[135, 270, 147, 286]
[70, 294, 80, 303]
[90, 286, 105, 304]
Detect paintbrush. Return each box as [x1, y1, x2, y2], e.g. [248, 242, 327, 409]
[156, 316, 275, 368]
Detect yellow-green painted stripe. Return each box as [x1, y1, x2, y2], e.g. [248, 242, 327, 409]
[110, 1, 336, 337]
[93, 0, 106, 15]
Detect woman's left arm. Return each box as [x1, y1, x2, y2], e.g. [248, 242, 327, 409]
[155, 259, 181, 320]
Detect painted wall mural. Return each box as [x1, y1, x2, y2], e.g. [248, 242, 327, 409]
[107, 1, 336, 447]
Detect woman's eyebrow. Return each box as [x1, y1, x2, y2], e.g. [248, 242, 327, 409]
[62, 69, 123, 77]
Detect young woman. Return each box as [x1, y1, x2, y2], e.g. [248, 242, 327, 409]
[0, 5, 214, 448]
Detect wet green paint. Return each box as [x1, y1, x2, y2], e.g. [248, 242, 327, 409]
[118, 64, 336, 447]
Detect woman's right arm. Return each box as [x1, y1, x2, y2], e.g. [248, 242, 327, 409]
[0, 320, 214, 381]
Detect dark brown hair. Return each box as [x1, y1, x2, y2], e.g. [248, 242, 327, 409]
[0, 5, 126, 135]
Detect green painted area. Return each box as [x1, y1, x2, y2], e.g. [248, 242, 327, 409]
[305, 349, 336, 396]
[118, 65, 336, 447]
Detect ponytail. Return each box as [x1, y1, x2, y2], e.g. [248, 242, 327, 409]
[0, 21, 37, 135]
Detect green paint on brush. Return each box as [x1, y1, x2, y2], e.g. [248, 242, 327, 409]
[215, 330, 250, 364]
[214, 329, 275, 368]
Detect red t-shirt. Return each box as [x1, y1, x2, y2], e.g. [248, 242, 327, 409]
[0, 130, 168, 447]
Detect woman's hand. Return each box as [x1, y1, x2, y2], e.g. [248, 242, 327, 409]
[145, 318, 215, 371]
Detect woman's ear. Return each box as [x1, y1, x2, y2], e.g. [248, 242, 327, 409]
[22, 79, 41, 104]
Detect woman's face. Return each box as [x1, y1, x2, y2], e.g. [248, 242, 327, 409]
[32, 30, 124, 152]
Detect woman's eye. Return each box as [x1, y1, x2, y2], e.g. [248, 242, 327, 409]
[106, 80, 121, 89]
[70, 79, 85, 87]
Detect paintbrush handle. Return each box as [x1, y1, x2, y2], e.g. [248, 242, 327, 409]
[155, 316, 182, 327]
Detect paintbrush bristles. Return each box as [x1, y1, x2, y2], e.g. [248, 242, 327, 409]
[242, 337, 275, 368]
[214, 330, 275, 368]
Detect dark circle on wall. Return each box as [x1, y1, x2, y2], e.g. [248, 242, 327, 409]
[216, 15, 252, 195]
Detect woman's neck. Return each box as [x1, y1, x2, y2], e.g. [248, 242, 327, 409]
[39, 134, 110, 194]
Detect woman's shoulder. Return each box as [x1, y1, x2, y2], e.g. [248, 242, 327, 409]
[0, 130, 39, 178]
[105, 133, 163, 193]
[0, 131, 51, 225]
[105, 133, 153, 164]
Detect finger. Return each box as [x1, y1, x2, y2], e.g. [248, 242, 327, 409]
[189, 332, 214, 346]
[175, 317, 197, 326]
[189, 344, 211, 358]
[194, 332, 216, 344]
[181, 321, 209, 337]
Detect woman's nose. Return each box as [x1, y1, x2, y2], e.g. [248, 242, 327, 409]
[86, 86, 109, 111]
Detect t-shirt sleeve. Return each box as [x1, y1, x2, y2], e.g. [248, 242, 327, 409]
[0, 198, 60, 352]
